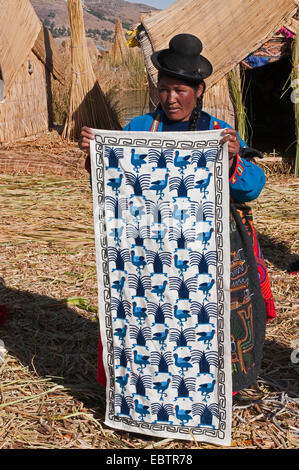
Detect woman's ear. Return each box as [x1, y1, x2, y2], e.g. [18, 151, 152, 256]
[196, 82, 205, 99]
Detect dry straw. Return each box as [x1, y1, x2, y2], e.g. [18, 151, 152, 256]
[62, 0, 121, 141]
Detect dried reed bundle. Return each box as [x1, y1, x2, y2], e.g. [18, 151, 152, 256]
[110, 18, 128, 66]
[62, 0, 121, 141]
[292, 34, 299, 176]
[227, 66, 248, 142]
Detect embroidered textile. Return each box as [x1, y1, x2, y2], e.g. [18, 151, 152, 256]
[90, 129, 232, 445]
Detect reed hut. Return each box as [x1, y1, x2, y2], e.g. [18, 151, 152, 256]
[0, 0, 65, 144]
[110, 18, 129, 65]
[136, 0, 298, 161]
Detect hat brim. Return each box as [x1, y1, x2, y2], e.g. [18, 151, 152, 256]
[151, 49, 213, 81]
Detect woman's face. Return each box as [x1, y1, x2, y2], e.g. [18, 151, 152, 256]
[158, 75, 204, 122]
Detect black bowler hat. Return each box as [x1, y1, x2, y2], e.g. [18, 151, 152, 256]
[151, 33, 213, 82]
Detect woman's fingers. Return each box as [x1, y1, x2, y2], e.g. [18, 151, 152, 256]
[220, 129, 240, 159]
[78, 127, 94, 155]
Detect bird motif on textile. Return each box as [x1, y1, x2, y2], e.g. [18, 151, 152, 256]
[175, 405, 192, 426]
[174, 150, 192, 174]
[196, 328, 216, 350]
[116, 373, 129, 393]
[149, 173, 169, 200]
[173, 304, 191, 327]
[173, 353, 193, 376]
[114, 324, 128, 346]
[173, 204, 190, 225]
[153, 378, 171, 401]
[130, 148, 147, 173]
[111, 276, 126, 298]
[107, 174, 123, 196]
[130, 250, 146, 275]
[198, 278, 215, 301]
[194, 172, 213, 199]
[196, 228, 214, 251]
[173, 254, 189, 276]
[152, 328, 169, 351]
[128, 201, 145, 220]
[197, 379, 216, 402]
[134, 399, 150, 421]
[133, 350, 150, 374]
[151, 280, 168, 302]
[132, 301, 147, 325]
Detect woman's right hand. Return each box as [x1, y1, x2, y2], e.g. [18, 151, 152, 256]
[78, 126, 95, 156]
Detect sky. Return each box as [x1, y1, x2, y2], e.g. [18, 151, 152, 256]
[129, 0, 175, 9]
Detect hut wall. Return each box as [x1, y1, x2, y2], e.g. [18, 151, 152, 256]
[0, 51, 49, 144]
[203, 76, 235, 128]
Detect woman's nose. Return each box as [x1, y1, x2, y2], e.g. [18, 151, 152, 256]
[167, 90, 177, 103]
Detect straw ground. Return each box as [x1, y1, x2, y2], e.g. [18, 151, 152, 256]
[0, 140, 298, 449]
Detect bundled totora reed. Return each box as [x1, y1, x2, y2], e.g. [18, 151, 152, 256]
[63, 0, 121, 141]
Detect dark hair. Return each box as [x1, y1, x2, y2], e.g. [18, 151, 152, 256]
[157, 71, 206, 131]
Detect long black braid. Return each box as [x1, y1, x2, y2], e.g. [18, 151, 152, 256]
[188, 81, 205, 131]
[156, 72, 206, 130]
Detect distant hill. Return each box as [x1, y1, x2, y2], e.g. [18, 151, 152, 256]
[30, 0, 158, 46]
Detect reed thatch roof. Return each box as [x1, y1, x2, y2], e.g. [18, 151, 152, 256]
[0, 0, 64, 97]
[139, 0, 298, 89]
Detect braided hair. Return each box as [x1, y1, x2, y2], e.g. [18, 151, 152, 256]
[156, 72, 206, 130]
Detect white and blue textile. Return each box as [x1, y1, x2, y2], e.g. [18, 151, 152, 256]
[90, 129, 232, 445]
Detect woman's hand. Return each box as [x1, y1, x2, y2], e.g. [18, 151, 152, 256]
[220, 129, 240, 168]
[78, 126, 94, 156]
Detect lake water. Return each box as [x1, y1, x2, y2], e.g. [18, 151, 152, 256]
[113, 89, 150, 127]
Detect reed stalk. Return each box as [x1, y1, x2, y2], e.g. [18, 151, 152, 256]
[227, 66, 248, 142]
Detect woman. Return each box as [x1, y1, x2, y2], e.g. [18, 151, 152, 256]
[80, 34, 276, 395]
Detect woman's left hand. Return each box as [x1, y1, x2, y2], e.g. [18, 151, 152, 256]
[220, 129, 240, 168]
